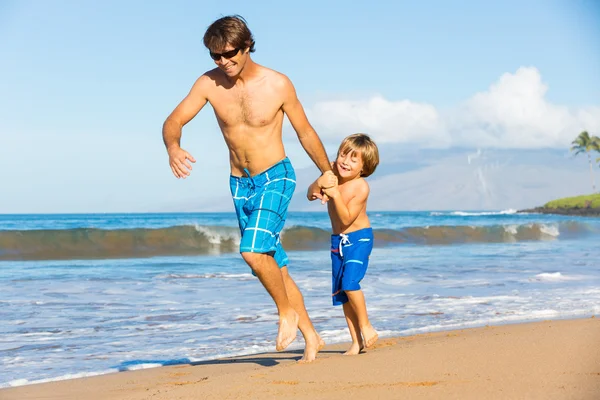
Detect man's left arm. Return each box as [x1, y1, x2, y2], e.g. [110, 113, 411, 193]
[281, 76, 331, 173]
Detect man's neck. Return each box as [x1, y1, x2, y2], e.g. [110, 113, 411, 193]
[227, 58, 258, 84]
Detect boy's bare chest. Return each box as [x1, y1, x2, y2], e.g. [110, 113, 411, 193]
[330, 183, 356, 206]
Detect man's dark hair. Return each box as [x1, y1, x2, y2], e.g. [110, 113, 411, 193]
[203, 15, 256, 53]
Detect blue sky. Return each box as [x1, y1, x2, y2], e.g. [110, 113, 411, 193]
[1, 0, 599, 213]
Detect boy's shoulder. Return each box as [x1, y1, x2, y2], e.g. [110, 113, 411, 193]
[340, 177, 370, 196]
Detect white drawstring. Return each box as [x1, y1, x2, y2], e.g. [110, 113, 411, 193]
[339, 233, 350, 257]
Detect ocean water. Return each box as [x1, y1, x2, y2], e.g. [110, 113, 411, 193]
[1, 211, 599, 387]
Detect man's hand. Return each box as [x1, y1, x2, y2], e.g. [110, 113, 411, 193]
[317, 170, 337, 189]
[310, 171, 337, 204]
[168, 146, 196, 179]
[321, 185, 339, 199]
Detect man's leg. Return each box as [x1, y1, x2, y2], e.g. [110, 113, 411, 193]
[280, 267, 324, 363]
[345, 289, 378, 348]
[241, 252, 298, 351]
[342, 301, 364, 355]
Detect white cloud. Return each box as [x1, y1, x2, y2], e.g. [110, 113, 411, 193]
[309, 67, 600, 149]
[310, 96, 449, 146]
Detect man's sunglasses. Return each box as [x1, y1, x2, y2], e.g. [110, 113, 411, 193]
[209, 47, 242, 61]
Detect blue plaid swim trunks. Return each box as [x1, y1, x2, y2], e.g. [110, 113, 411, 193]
[330, 228, 374, 306]
[229, 158, 296, 268]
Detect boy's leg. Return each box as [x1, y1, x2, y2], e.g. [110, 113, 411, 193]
[345, 289, 378, 348]
[342, 301, 364, 355]
[280, 267, 324, 363]
[242, 252, 298, 351]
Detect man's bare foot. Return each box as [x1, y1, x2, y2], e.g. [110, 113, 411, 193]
[276, 311, 299, 351]
[343, 342, 365, 356]
[362, 324, 378, 348]
[298, 334, 324, 363]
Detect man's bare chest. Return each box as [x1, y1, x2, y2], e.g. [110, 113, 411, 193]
[210, 88, 283, 127]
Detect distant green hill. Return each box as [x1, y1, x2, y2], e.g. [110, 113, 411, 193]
[520, 194, 600, 216]
[544, 194, 600, 209]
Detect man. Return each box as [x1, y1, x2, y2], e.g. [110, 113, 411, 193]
[162, 15, 332, 362]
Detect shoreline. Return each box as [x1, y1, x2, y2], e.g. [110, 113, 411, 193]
[3, 313, 592, 389]
[2, 317, 598, 399]
[519, 207, 600, 217]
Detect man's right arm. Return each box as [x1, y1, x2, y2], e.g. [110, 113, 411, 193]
[163, 75, 211, 179]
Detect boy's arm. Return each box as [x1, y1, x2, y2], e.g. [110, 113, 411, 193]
[307, 179, 322, 201]
[307, 171, 337, 202]
[326, 180, 369, 230]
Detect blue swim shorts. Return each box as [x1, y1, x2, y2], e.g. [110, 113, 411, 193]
[229, 158, 296, 269]
[330, 227, 374, 306]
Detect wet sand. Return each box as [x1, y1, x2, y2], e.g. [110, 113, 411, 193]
[2, 317, 599, 400]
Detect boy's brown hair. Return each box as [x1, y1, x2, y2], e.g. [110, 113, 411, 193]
[337, 133, 379, 177]
[203, 15, 256, 53]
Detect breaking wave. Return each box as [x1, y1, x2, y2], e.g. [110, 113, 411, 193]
[0, 221, 594, 261]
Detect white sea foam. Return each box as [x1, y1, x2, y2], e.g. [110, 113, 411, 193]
[531, 272, 581, 282]
[193, 224, 240, 245]
[433, 209, 518, 217]
[377, 277, 415, 286]
[539, 224, 560, 237]
[157, 273, 254, 281]
[123, 363, 164, 371]
[1, 369, 118, 388]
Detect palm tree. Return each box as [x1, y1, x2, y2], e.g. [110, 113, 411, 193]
[595, 136, 600, 169]
[571, 131, 600, 192]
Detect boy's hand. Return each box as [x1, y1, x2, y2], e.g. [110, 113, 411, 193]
[308, 192, 322, 201]
[309, 190, 332, 205]
[317, 170, 337, 189]
[321, 185, 339, 199]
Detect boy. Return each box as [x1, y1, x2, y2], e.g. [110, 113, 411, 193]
[307, 133, 380, 355]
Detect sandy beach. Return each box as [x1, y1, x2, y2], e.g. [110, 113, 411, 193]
[2, 317, 598, 400]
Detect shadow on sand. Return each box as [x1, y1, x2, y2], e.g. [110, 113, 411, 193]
[112, 348, 343, 371]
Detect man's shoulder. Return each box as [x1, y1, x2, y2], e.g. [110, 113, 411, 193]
[257, 64, 286, 78]
[257, 65, 292, 88]
[200, 68, 224, 83]
[190, 69, 228, 96]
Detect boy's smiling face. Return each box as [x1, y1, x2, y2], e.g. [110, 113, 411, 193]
[335, 150, 364, 181]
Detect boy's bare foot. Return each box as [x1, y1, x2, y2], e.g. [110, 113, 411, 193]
[362, 324, 378, 348]
[298, 334, 325, 363]
[343, 342, 365, 356]
[276, 311, 299, 351]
